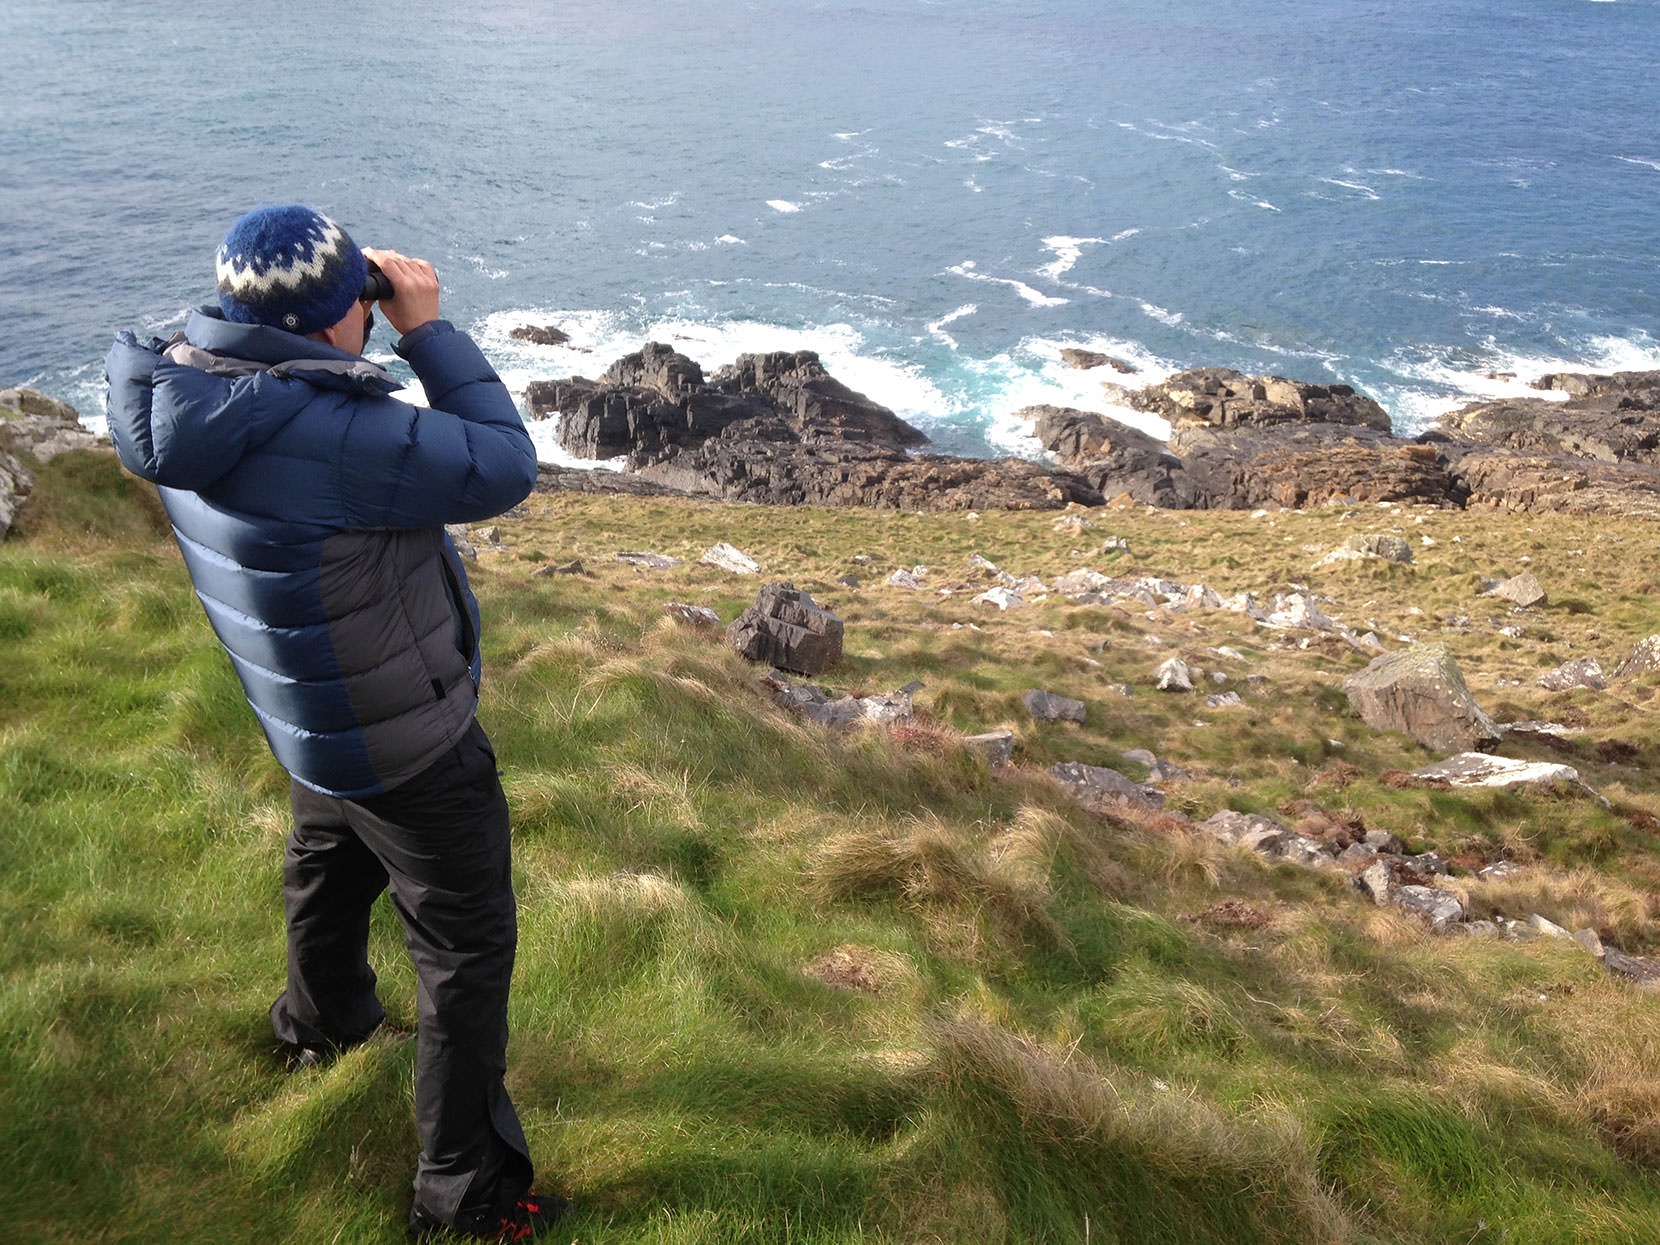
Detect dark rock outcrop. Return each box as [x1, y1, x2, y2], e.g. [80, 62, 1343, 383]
[532, 344, 1099, 510]
[527, 348, 1660, 517]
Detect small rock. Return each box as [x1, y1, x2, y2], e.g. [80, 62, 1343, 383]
[1049, 762, 1163, 808]
[1573, 928, 1606, 959]
[1604, 948, 1660, 989]
[617, 550, 680, 569]
[445, 525, 478, 560]
[700, 542, 762, 574]
[1205, 691, 1243, 709]
[1485, 572, 1547, 608]
[666, 603, 721, 626]
[1364, 829, 1405, 855]
[1614, 636, 1660, 679]
[973, 587, 1027, 611]
[1530, 914, 1572, 940]
[1156, 657, 1193, 692]
[1022, 690, 1087, 723]
[1357, 861, 1394, 904]
[1394, 885, 1465, 930]
[963, 730, 1015, 768]
[1536, 658, 1608, 691]
[532, 558, 585, 576]
[886, 569, 925, 590]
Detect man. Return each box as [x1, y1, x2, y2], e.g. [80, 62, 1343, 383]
[105, 205, 567, 1241]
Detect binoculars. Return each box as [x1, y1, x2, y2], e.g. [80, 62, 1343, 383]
[361, 261, 394, 302]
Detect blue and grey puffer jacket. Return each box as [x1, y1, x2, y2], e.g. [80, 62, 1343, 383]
[105, 308, 538, 798]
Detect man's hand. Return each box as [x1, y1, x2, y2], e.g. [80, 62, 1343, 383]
[361, 248, 442, 338]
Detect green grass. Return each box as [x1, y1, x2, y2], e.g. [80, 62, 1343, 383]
[6, 451, 1660, 1241]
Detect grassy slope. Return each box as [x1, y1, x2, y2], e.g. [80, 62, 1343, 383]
[5, 451, 1660, 1242]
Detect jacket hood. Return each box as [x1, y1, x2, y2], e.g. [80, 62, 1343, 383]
[106, 307, 402, 491]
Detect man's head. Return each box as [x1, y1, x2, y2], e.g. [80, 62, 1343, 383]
[215, 205, 368, 338]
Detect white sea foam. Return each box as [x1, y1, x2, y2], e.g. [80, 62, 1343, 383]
[766, 200, 803, 213]
[968, 336, 1178, 455]
[1378, 331, 1660, 432]
[926, 304, 979, 349]
[1139, 302, 1184, 327]
[948, 261, 1069, 307]
[715, 235, 745, 245]
[1317, 177, 1380, 200]
[1616, 155, 1660, 171]
[1037, 236, 1104, 280]
[1227, 189, 1280, 211]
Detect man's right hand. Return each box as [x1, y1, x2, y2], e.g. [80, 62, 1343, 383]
[361, 248, 442, 338]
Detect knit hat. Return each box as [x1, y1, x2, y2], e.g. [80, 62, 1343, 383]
[215, 205, 368, 335]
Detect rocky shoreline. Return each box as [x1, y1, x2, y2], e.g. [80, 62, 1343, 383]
[524, 339, 1660, 517]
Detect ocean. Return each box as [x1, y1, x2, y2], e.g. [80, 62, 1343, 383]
[4, 0, 1659, 465]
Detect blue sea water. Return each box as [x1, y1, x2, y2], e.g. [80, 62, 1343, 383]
[4, 0, 1659, 463]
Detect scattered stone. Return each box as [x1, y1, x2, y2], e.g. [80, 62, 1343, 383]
[1364, 829, 1406, 855]
[1022, 690, 1087, 723]
[1537, 658, 1609, 692]
[1357, 861, 1394, 905]
[973, 587, 1027, 611]
[1604, 948, 1660, 989]
[1200, 811, 1290, 853]
[1120, 749, 1157, 767]
[1277, 836, 1338, 868]
[1205, 691, 1243, 709]
[1147, 758, 1190, 783]
[1049, 762, 1164, 808]
[699, 541, 761, 574]
[1103, 535, 1131, 553]
[1410, 753, 1604, 803]
[886, 569, 925, 590]
[1052, 514, 1093, 535]
[1498, 720, 1583, 741]
[1479, 861, 1526, 880]
[1342, 643, 1500, 753]
[474, 525, 502, 547]
[445, 525, 478, 560]
[837, 575, 860, 589]
[1394, 885, 1465, 930]
[666, 603, 721, 626]
[726, 583, 844, 676]
[1614, 636, 1660, 679]
[1485, 572, 1547, 608]
[1261, 591, 1340, 631]
[1573, 928, 1606, 959]
[531, 558, 585, 576]
[1530, 913, 1572, 940]
[963, 730, 1015, 768]
[1156, 657, 1194, 692]
[1406, 851, 1451, 876]
[617, 550, 680, 569]
[1315, 532, 1415, 567]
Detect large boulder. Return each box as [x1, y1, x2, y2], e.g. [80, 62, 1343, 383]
[726, 583, 844, 676]
[1342, 643, 1500, 753]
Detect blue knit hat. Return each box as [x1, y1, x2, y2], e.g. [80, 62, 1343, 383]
[215, 205, 368, 335]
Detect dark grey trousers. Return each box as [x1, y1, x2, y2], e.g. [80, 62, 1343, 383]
[270, 720, 534, 1224]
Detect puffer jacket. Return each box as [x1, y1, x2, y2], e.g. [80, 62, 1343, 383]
[105, 308, 538, 798]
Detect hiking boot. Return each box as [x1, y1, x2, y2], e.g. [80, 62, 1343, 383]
[407, 1190, 571, 1241]
[282, 1021, 413, 1071]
